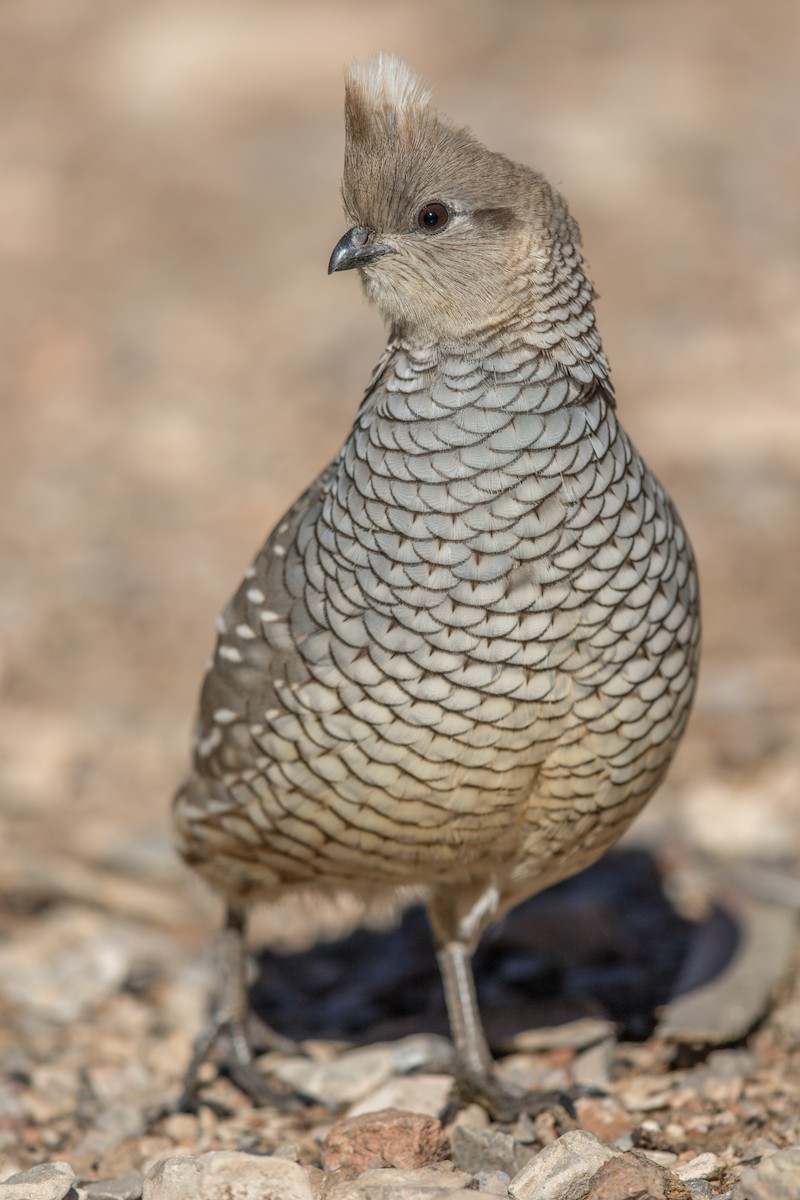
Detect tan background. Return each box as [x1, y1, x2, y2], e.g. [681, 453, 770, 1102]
[2, 0, 800, 936]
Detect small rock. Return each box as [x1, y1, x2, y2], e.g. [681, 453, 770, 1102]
[616, 1077, 675, 1113]
[574, 1096, 635, 1143]
[389, 1035, 455, 1075]
[447, 1103, 490, 1134]
[270, 1141, 300, 1162]
[473, 1170, 513, 1194]
[24, 1065, 82, 1124]
[659, 896, 797, 1046]
[142, 1155, 203, 1200]
[740, 1137, 780, 1163]
[156, 1113, 200, 1145]
[69, 1102, 153, 1176]
[326, 1165, 472, 1199]
[678, 1049, 752, 1108]
[142, 1151, 314, 1200]
[203, 1153, 315, 1200]
[513, 1018, 616, 1053]
[643, 1150, 678, 1168]
[528, 1109, 561, 1148]
[83, 1172, 144, 1200]
[0, 909, 165, 1024]
[733, 1145, 800, 1200]
[323, 1108, 448, 1173]
[117, 1138, 173, 1180]
[632, 1121, 678, 1157]
[685, 1184, 713, 1199]
[509, 1129, 617, 1199]
[585, 1153, 690, 1199]
[663, 1124, 686, 1145]
[450, 1124, 532, 1176]
[572, 1039, 614, 1091]
[347, 1074, 453, 1119]
[673, 1153, 726, 1182]
[496, 1053, 570, 1094]
[270, 1046, 395, 1105]
[0, 1161, 77, 1200]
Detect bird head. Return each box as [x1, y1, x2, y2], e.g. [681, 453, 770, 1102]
[329, 55, 591, 354]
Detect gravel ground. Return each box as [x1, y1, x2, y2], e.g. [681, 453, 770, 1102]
[2, 2, 800, 1198]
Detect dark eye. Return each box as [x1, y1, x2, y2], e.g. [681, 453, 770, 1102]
[417, 202, 449, 232]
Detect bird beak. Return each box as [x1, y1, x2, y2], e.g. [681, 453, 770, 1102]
[328, 226, 396, 274]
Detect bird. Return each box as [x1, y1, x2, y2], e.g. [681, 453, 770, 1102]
[172, 54, 700, 1120]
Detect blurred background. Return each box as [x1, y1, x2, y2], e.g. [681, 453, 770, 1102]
[2, 0, 800, 951]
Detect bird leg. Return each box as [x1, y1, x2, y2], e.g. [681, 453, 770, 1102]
[436, 938, 576, 1123]
[430, 887, 576, 1124]
[176, 904, 303, 1113]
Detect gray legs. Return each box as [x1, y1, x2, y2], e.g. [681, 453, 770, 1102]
[430, 885, 577, 1123]
[437, 938, 495, 1079]
[177, 905, 300, 1112]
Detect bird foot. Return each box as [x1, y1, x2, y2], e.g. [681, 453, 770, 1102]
[171, 1011, 308, 1115]
[445, 1066, 580, 1126]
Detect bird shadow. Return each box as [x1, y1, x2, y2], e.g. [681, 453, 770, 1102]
[249, 847, 740, 1050]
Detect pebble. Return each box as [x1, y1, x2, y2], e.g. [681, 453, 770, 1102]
[659, 896, 798, 1046]
[0, 1161, 77, 1200]
[269, 1045, 395, 1105]
[674, 1152, 727, 1182]
[676, 1048, 754, 1110]
[323, 1108, 448, 1173]
[740, 1137, 781, 1163]
[449, 1124, 532, 1177]
[508, 1129, 617, 1200]
[326, 1166, 473, 1200]
[446, 1103, 490, 1133]
[733, 1145, 800, 1200]
[142, 1151, 315, 1200]
[83, 1172, 144, 1199]
[24, 1065, 83, 1124]
[642, 1150, 678, 1167]
[388, 1035, 455, 1075]
[615, 1076, 676, 1113]
[0, 909, 167, 1025]
[573, 1096, 635, 1144]
[512, 1018, 616, 1053]
[584, 1153, 691, 1199]
[571, 1038, 614, 1091]
[346, 1074, 453, 1119]
[473, 1169, 513, 1194]
[495, 1052, 571, 1093]
[141, 1155, 202, 1200]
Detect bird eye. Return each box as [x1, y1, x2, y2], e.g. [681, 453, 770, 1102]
[417, 202, 449, 232]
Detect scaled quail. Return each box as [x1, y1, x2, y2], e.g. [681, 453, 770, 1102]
[173, 56, 700, 1119]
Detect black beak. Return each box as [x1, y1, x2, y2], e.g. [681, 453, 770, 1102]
[328, 226, 396, 274]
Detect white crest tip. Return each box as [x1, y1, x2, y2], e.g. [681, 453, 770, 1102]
[344, 54, 431, 115]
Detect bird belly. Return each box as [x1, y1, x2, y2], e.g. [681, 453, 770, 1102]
[175, 549, 698, 905]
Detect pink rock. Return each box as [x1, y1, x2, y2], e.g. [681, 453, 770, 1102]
[585, 1152, 691, 1199]
[322, 1108, 448, 1173]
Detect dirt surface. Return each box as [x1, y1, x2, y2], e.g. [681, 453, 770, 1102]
[2, 1, 800, 1195]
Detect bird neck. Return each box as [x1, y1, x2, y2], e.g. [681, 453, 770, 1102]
[392, 322, 610, 391]
[365, 337, 613, 445]
[393, 243, 608, 386]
